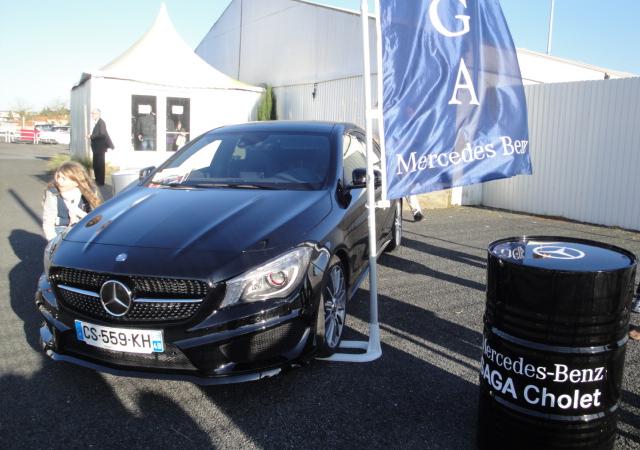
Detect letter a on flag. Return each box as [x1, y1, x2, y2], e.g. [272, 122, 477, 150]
[380, 0, 532, 199]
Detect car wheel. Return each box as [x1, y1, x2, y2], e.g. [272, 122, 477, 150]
[316, 256, 347, 356]
[385, 200, 402, 252]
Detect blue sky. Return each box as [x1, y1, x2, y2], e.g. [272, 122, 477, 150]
[0, 0, 638, 111]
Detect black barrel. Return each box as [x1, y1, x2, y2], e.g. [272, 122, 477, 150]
[477, 236, 636, 450]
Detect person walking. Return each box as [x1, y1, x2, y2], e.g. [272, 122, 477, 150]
[42, 161, 102, 241]
[406, 194, 423, 221]
[630, 283, 640, 341]
[88, 109, 114, 186]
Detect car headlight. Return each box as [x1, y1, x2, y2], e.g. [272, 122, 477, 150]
[220, 246, 313, 308]
[43, 234, 62, 276]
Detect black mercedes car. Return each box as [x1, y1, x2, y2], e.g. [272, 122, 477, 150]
[36, 121, 401, 384]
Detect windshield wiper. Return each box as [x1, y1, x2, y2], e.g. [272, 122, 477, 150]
[187, 182, 281, 190]
[153, 181, 191, 189]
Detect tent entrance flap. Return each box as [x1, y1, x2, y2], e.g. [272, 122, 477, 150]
[318, 0, 383, 363]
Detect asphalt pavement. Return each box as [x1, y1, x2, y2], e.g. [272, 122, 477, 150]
[1, 142, 639, 449]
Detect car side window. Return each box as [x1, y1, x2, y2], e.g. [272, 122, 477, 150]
[343, 134, 367, 183]
[359, 136, 381, 170]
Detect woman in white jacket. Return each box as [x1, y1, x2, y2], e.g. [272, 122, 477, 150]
[42, 161, 102, 241]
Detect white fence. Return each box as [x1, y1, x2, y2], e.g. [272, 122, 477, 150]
[0, 131, 15, 143]
[482, 77, 640, 231]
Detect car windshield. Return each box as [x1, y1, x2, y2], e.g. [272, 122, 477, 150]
[149, 130, 332, 190]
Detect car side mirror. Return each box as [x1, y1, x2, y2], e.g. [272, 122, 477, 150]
[139, 166, 156, 181]
[351, 168, 367, 188]
[348, 168, 382, 189]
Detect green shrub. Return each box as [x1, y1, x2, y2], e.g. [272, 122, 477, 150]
[46, 153, 72, 172]
[257, 85, 277, 121]
[46, 153, 118, 179]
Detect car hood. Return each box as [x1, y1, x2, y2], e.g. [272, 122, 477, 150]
[65, 186, 332, 254]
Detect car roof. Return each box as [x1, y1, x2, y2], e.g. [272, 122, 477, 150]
[211, 120, 359, 135]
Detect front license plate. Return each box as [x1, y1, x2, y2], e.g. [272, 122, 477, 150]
[74, 320, 164, 354]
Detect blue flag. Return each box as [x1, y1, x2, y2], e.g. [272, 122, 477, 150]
[380, 0, 531, 199]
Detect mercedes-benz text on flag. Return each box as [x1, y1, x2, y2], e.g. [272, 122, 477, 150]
[380, 0, 531, 199]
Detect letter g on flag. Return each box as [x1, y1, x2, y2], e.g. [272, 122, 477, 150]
[429, 0, 470, 37]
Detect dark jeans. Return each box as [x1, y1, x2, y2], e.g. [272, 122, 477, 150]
[92, 149, 106, 186]
[141, 138, 155, 150]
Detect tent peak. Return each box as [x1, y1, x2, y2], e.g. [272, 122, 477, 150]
[93, 2, 261, 92]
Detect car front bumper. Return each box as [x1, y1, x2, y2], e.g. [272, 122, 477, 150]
[36, 272, 319, 385]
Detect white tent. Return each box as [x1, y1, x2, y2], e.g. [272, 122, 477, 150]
[71, 3, 263, 170]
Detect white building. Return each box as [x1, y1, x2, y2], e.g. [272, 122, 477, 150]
[517, 48, 633, 85]
[70, 4, 263, 170]
[196, 0, 634, 123]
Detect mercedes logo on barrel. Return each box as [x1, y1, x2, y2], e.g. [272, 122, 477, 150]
[100, 280, 133, 317]
[532, 245, 585, 260]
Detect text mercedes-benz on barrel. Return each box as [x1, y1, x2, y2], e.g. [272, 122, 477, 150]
[36, 121, 401, 384]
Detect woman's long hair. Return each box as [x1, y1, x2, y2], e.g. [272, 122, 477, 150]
[49, 161, 103, 210]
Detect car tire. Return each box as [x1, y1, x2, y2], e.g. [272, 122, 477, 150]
[316, 256, 347, 357]
[385, 200, 402, 252]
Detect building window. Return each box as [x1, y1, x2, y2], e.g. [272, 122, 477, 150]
[132, 95, 157, 151]
[166, 97, 190, 152]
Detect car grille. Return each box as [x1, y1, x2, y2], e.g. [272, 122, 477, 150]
[49, 267, 210, 323]
[219, 321, 304, 362]
[50, 267, 208, 297]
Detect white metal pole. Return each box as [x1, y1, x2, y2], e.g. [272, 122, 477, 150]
[318, 0, 382, 363]
[361, 0, 381, 348]
[374, 0, 389, 204]
[546, 0, 555, 55]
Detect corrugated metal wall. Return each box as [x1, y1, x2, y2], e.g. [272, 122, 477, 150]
[482, 77, 640, 231]
[274, 74, 375, 126]
[70, 81, 91, 160]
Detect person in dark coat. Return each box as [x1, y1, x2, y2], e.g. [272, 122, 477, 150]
[89, 109, 114, 186]
[135, 112, 156, 150]
[631, 284, 640, 341]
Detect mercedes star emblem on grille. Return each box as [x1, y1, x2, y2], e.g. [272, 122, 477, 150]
[115, 253, 128, 262]
[100, 280, 133, 317]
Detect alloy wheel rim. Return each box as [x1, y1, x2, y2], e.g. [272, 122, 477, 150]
[324, 265, 346, 348]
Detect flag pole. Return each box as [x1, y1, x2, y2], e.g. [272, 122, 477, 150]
[374, 0, 390, 205]
[318, 0, 381, 363]
[546, 0, 555, 55]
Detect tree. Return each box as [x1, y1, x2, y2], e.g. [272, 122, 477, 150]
[10, 98, 33, 126]
[40, 98, 70, 118]
[48, 97, 70, 115]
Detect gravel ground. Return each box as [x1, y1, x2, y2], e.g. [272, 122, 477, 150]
[1, 142, 638, 449]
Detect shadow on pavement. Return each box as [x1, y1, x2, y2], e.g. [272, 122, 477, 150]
[197, 288, 481, 449]
[0, 364, 211, 447]
[379, 251, 486, 292]
[8, 229, 47, 352]
[401, 236, 486, 270]
[618, 388, 640, 445]
[8, 189, 42, 228]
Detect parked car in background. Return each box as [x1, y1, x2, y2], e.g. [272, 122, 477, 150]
[39, 125, 70, 145]
[37, 121, 402, 385]
[15, 128, 39, 143]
